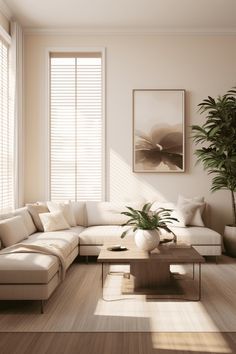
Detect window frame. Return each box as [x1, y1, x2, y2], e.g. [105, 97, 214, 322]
[45, 47, 106, 201]
[0, 25, 13, 213]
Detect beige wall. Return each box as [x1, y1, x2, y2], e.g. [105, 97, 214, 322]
[24, 33, 236, 233]
[0, 10, 9, 33]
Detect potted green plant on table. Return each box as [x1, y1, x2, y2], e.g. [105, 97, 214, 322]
[192, 87, 236, 256]
[120, 202, 177, 252]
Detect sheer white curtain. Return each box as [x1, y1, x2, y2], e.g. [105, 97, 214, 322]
[10, 21, 23, 208]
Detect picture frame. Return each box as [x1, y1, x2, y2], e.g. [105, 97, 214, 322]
[133, 89, 185, 173]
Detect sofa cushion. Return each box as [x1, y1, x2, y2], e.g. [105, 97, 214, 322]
[39, 211, 70, 232]
[170, 226, 222, 245]
[67, 225, 85, 237]
[27, 204, 49, 231]
[47, 201, 76, 227]
[0, 216, 29, 247]
[24, 231, 79, 258]
[86, 201, 143, 226]
[13, 207, 37, 235]
[71, 201, 87, 226]
[0, 207, 37, 236]
[0, 253, 59, 284]
[78, 225, 134, 245]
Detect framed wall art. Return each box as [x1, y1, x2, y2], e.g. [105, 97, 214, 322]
[133, 89, 185, 172]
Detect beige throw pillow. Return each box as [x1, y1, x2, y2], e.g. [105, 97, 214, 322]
[47, 201, 76, 227]
[177, 195, 205, 226]
[39, 211, 70, 232]
[26, 204, 49, 231]
[0, 216, 29, 247]
[171, 203, 202, 227]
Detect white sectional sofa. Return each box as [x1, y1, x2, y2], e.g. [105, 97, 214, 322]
[0, 200, 222, 311]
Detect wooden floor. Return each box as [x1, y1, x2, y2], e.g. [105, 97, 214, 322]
[1, 256, 236, 332]
[0, 256, 236, 353]
[0, 332, 236, 354]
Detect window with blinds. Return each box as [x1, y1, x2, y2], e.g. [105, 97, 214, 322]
[50, 52, 103, 201]
[0, 35, 14, 213]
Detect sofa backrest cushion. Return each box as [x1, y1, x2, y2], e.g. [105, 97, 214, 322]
[13, 208, 37, 235]
[71, 201, 87, 227]
[26, 204, 49, 231]
[0, 216, 29, 247]
[0, 207, 37, 236]
[86, 201, 143, 226]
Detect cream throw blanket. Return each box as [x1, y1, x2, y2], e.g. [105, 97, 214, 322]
[0, 241, 67, 280]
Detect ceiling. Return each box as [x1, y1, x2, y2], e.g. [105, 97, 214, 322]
[2, 0, 236, 32]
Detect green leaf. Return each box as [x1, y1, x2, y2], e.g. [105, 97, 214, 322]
[121, 230, 129, 239]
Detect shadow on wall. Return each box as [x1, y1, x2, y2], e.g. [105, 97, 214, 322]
[108, 149, 231, 234]
[109, 149, 165, 202]
[109, 149, 195, 203]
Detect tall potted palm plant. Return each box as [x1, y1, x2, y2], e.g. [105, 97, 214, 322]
[192, 87, 236, 256]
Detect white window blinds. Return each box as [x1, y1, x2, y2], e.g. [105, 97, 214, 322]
[50, 52, 103, 201]
[0, 35, 14, 213]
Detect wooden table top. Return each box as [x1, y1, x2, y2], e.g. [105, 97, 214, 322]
[97, 241, 205, 264]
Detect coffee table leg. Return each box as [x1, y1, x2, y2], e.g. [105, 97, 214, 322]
[192, 263, 202, 301]
[101, 262, 106, 301]
[102, 262, 104, 289]
[198, 263, 202, 301]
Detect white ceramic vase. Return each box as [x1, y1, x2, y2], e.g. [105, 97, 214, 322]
[224, 225, 236, 257]
[135, 229, 160, 252]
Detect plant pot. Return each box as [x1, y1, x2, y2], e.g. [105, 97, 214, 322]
[224, 225, 236, 257]
[135, 229, 160, 252]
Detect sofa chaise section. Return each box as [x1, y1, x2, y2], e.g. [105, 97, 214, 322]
[0, 253, 60, 306]
[0, 208, 80, 312]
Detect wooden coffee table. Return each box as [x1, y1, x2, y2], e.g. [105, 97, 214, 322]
[97, 242, 205, 301]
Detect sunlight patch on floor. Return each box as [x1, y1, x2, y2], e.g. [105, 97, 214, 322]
[94, 264, 223, 331]
[151, 333, 233, 353]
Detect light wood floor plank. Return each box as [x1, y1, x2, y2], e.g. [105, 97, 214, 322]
[0, 332, 236, 354]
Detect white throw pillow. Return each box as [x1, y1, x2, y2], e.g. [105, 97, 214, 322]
[39, 211, 70, 232]
[150, 201, 182, 226]
[172, 204, 202, 227]
[177, 195, 205, 226]
[0, 216, 29, 247]
[47, 201, 76, 227]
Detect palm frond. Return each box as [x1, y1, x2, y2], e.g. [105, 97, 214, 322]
[191, 86, 236, 224]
